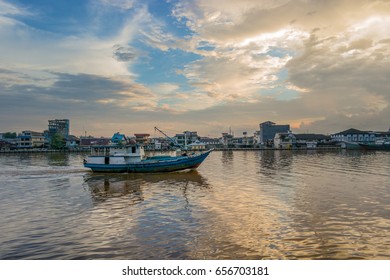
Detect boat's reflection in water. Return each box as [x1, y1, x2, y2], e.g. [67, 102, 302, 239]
[83, 170, 209, 203]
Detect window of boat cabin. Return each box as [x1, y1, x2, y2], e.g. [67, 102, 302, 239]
[132, 146, 136, 153]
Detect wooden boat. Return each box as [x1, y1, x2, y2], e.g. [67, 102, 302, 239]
[83, 144, 212, 173]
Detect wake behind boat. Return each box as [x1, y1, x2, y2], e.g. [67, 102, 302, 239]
[83, 144, 212, 173]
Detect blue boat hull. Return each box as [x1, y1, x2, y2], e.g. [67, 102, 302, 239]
[84, 150, 212, 173]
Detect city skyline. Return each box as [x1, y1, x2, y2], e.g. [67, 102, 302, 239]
[1, 0, 390, 137]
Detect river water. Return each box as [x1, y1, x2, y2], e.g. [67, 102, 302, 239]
[0, 150, 389, 259]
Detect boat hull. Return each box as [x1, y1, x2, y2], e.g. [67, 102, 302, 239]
[84, 150, 212, 173]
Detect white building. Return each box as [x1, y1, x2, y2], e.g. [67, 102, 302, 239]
[187, 140, 207, 150]
[331, 128, 375, 143]
[18, 131, 46, 148]
[274, 131, 296, 149]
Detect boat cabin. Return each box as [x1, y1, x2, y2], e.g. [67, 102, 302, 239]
[87, 144, 145, 165]
[91, 145, 144, 156]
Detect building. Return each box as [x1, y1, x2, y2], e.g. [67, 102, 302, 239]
[17, 130, 46, 148]
[187, 140, 207, 151]
[274, 132, 334, 149]
[253, 131, 260, 147]
[230, 132, 256, 148]
[111, 132, 126, 145]
[274, 132, 296, 149]
[79, 137, 110, 147]
[66, 135, 80, 148]
[295, 134, 333, 149]
[199, 137, 222, 149]
[221, 132, 233, 147]
[174, 131, 199, 147]
[145, 137, 172, 151]
[331, 128, 376, 143]
[259, 121, 290, 145]
[48, 119, 70, 139]
[134, 134, 150, 145]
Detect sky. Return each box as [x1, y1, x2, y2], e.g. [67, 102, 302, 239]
[0, 0, 390, 137]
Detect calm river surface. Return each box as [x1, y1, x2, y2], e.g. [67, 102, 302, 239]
[0, 150, 389, 259]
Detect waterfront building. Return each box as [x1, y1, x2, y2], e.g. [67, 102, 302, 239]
[374, 130, 390, 139]
[17, 130, 46, 148]
[48, 119, 70, 139]
[146, 137, 171, 151]
[274, 131, 296, 149]
[253, 131, 260, 147]
[134, 134, 150, 145]
[274, 132, 333, 149]
[229, 132, 256, 148]
[187, 140, 207, 151]
[331, 128, 375, 143]
[153, 140, 162, 150]
[221, 132, 234, 147]
[174, 131, 199, 147]
[111, 132, 126, 145]
[66, 135, 80, 148]
[295, 134, 333, 149]
[199, 137, 222, 149]
[79, 136, 110, 147]
[259, 121, 290, 145]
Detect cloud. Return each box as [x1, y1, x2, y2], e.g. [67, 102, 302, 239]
[173, 0, 390, 42]
[166, 0, 390, 133]
[0, 22, 137, 78]
[100, 0, 136, 10]
[112, 44, 137, 62]
[1, 0, 390, 137]
[0, 0, 30, 17]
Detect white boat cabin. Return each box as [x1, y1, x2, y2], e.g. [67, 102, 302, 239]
[87, 145, 145, 165]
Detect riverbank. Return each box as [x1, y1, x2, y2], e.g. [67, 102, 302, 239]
[0, 149, 89, 154]
[1, 146, 342, 154]
[214, 146, 341, 151]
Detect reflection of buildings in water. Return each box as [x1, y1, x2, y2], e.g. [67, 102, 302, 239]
[258, 150, 293, 176]
[83, 170, 209, 204]
[221, 150, 234, 165]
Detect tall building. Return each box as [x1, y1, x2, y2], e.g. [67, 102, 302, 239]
[259, 121, 290, 144]
[48, 119, 70, 139]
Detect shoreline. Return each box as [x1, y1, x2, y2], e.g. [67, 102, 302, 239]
[1, 146, 343, 154]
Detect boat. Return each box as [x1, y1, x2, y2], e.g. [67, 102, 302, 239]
[83, 144, 213, 173]
[358, 139, 390, 150]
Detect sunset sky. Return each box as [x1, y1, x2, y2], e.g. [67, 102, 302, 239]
[1, 0, 389, 137]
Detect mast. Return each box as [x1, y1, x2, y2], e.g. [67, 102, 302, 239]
[154, 127, 181, 148]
